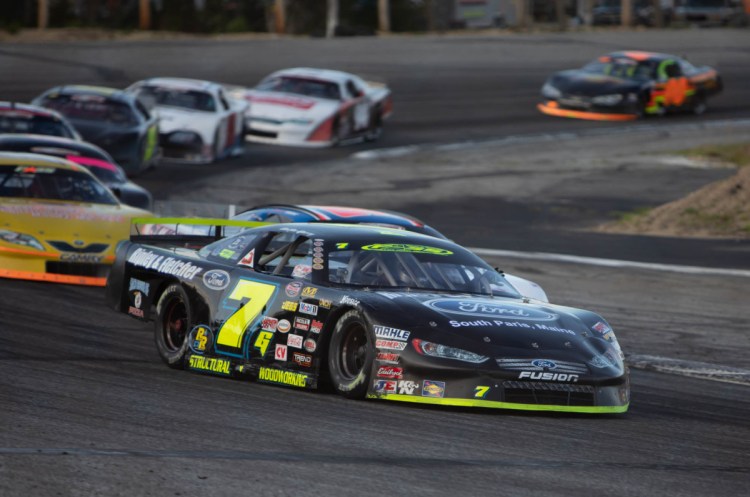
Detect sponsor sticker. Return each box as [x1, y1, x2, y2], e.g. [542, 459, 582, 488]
[303, 338, 317, 352]
[294, 317, 311, 331]
[376, 339, 407, 351]
[377, 366, 403, 379]
[261, 316, 279, 332]
[373, 379, 397, 394]
[287, 334, 303, 349]
[128, 278, 150, 295]
[424, 298, 557, 321]
[128, 248, 203, 280]
[219, 249, 235, 259]
[310, 320, 323, 333]
[292, 265, 312, 279]
[299, 302, 318, 316]
[257, 367, 308, 388]
[277, 319, 291, 333]
[188, 355, 231, 376]
[239, 249, 255, 268]
[188, 325, 213, 354]
[312, 263, 324, 270]
[422, 380, 446, 398]
[275, 344, 287, 361]
[376, 352, 399, 364]
[361, 244, 452, 256]
[398, 380, 419, 395]
[286, 281, 303, 298]
[254, 331, 273, 356]
[282, 301, 298, 312]
[203, 269, 230, 291]
[518, 372, 579, 382]
[340, 296, 360, 306]
[128, 306, 144, 318]
[319, 299, 332, 309]
[374, 325, 411, 341]
[293, 352, 313, 367]
[301, 287, 318, 298]
[133, 291, 143, 309]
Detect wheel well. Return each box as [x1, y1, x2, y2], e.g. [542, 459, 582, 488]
[316, 305, 357, 391]
[150, 278, 208, 324]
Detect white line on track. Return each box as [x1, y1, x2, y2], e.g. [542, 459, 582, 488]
[469, 247, 750, 278]
[351, 118, 750, 160]
[627, 354, 750, 386]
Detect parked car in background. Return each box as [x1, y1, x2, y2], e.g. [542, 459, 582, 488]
[0, 134, 153, 210]
[126, 78, 247, 164]
[32, 85, 160, 176]
[0, 102, 81, 140]
[230, 67, 392, 147]
[673, 0, 747, 25]
[592, 0, 673, 25]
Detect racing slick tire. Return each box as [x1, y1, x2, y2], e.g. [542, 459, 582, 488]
[155, 284, 197, 369]
[364, 108, 383, 142]
[328, 310, 375, 399]
[692, 94, 707, 116]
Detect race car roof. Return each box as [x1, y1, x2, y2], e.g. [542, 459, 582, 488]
[46, 85, 131, 100]
[136, 77, 221, 92]
[0, 134, 110, 159]
[267, 67, 358, 84]
[0, 151, 86, 171]
[0, 101, 65, 118]
[606, 51, 676, 62]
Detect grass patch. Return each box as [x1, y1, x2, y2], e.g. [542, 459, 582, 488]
[676, 143, 750, 168]
[614, 207, 651, 223]
[679, 207, 734, 231]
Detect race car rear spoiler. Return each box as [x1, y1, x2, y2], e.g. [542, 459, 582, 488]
[130, 217, 269, 247]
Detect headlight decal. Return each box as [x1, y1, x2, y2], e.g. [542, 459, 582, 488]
[412, 338, 489, 364]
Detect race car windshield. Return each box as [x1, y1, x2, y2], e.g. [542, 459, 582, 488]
[39, 95, 138, 125]
[328, 247, 521, 298]
[582, 60, 654, 81]
[0, 114, 75, 138]
[257, 77, 341, 100]
[134, 86, 217, 112]
[0, 165, 118, 205]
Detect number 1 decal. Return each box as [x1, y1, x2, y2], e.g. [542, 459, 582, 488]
[216, 280, 277, 349]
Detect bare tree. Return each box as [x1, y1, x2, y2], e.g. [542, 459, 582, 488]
[326, 0, 338, 38]
[37, 0, 48, 29]
[621, 0, 633, 27]
[378, 0, 390, 33]
[139, 0, 150, 29]
[274, 0, 286, 34]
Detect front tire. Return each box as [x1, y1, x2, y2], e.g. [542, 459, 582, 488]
[155, 284, 195, 369]
[327, 310, 375, 399]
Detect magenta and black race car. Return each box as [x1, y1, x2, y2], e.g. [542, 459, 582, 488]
[105, 221, 629, 414]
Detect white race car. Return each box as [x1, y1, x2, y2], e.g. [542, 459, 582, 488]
[126, 78, 247, 163]
[231, 68, 392, 147]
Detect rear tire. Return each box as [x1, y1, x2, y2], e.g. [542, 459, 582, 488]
[692, 95, 707, 116]
[155, 284, 195, 369]
[364, 108, 383, 142]
[327, 310, 375, 399]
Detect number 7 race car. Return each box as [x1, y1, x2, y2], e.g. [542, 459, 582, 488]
[105, 219, 629, 414]
[229, 68, 392, 147]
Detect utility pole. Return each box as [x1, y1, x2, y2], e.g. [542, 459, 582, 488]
[139, 0, 151, 30]
[378, 0, 390, 33]
[326, 0, 339, 38]
[621, 0, 633, 27]
[274, 0, 286, 34]
[37, 0, 48, 29]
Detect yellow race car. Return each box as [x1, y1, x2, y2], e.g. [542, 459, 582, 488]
[0, 152, 152, 286]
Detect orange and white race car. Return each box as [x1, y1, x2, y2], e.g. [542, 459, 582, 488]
[538, 51, 723, 121]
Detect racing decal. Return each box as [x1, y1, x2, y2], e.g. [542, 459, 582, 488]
[188, 325, 213, 354]
[518, 372, 579, 382]
[282, 301, 298, 312]
[374, 326, 410, 341]
[340, 296, 360, 306]
[238, 249, 255, 268]
[303, 338, 317, 353]
[277, 319, 291, 333]
[319, 299, 332, 309]
[424, 298, 557, 321]
[250, 95, 315, 110]
[261, 316, 279, 332]
[254, 331, 274, 357]
[257, 367, 308, 388]
[286, 281, 303, 297]
[293, 352, 312, 368]
[376, 339, 407, 351]
[299, 302, 318, 316]
[292, 265, 312, 279]
[60, 253, 104, 263]
[219, 249, 235, 259]
[129, 278, 150, 296]
[287, 334, 303, 349]
[144, 124, 159, 162]
[373, 379, 397, 394]
[376, 352, 399, 364]
[376, 366, 403, 379]
[0, 203, 128, 223]
[128, 248, 203, 280]
[216, 279, 278, 349]
[309, 320, 323, 334]
[398, 380, 419, 395]
[275, 344, 287, 361]
[474, 386, 490, 399]
[203, 270, 230, 291]
[188, 355, 231, 376]
[361, 244, 452, 256]
[301, 287, 318, 298]
[422, 380, 446, 398]
[294, 317, 310, 331]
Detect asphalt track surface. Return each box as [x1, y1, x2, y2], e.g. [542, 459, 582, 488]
[2, 30, 750, 496]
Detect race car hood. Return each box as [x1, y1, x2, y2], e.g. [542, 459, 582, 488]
[367, 292, 623, 376]
[246, 90, 340, 123]
[155, 107, 219, 140]
[0, 198, 150, 254]
[549, 69, 643, 96]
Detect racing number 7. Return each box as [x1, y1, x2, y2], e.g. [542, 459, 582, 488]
[216, 280, 276, 349]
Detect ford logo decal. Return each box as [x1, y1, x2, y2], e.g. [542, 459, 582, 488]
[202, 269, 230, 291]
[532, 359, 557, 369]
[423, 298, 557, 321]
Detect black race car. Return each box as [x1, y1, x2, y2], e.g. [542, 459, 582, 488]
[0, 101, 81, 139]
[0, 134, 153, 211]
[106, 220, 629, 414]
[538, 51, 722, 121]
[32, 85, 160, 175]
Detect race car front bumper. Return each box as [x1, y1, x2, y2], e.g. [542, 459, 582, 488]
[538, 101, 639, 121]
[0, 245, 111, 286]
